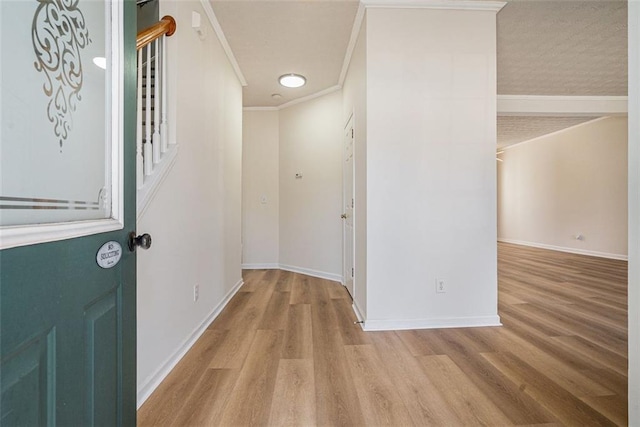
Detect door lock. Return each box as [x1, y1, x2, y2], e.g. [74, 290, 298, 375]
[128, 232, 152, 251]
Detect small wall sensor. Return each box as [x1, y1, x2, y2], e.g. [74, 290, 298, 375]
[192, 11, 206, 39]
[295, 173, 303, 179]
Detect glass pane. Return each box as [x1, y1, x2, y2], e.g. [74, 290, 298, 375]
[0, 0, 112, 226]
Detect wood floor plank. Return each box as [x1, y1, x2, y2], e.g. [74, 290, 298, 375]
[425, 328, 559, 425]
[281, 304, 313, 359]
[498, 310, 628, 396]
[326, 280, 349, 299]
[580, 395, 629, 426]
[309, 280, 340, 330]
[137, 330, 227, 426]
[207, 291, 252, 330]
[344, 344, 414, 426]
[139, 243, 628, 426]
[550, 335, 628, 377]
[472, 327, 614, 398]
[369, 331, 465, 426]
[267, 359, 316, 426]
[169, 369, 238, 427]
[312, 305, 366, 426]
[499, 303, 575, 338]
[517, 303, 627, 356]
[395, 329, 439, 356]
[208, 327, 256, 369]
[418, 354, 514, 426]
[482, 351, 617, 426]
[499, 289, 527, 305]
[580, 367, 628, 399]
[210, 280, 274, 332]
[241, 269, 266, 286]
[217, 329, 284, 426]
[239, 273, 266, 292]
[333, 297, 371, 345]
[262, 269, 278, 281]
[258, 290, 291, 330]
[231, 281, 276, 330]
[289, 273, 312, 304]
[274, 270, 293, 292]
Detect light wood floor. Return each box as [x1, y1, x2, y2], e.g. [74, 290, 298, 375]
[138, 243, 628, 426]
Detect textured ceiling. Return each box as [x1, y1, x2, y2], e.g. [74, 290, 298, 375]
[497, 0, 627, 96]
[497, 116, 601, 148]
[210, 0, 359, 108]
[210, 0, 627, 144]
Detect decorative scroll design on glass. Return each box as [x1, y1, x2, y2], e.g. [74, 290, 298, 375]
[32, 0, 91, 148]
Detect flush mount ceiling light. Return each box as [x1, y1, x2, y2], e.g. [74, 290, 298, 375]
[279, 74, 306, 88]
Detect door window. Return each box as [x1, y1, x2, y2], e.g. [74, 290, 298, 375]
[0, 0, 123, 248]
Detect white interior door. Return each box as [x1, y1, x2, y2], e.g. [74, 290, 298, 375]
[343, 116, 355, 298]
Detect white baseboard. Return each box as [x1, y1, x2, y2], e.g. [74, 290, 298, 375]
[241, 263, 279, 269]
[498, 238, 628, 261]
[352, 301, 365, 329]
[278, 264, 343, 283]
[241, 263, 343, 282]
[361, 315, 502, 332]
[136, 277, 244, 409]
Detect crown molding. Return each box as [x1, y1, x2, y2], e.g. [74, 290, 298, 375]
[499, 116, 609, 151]
[498, 95, 628, 117]
[339, 0, 505, 85]
[339, 2, 366, 86]
[360, 0, 506, 12]
[243, 106, 279, 112]
[241, 85, 343, 111]
[277, 85, 343, 110]
[200, 0, 247, 86]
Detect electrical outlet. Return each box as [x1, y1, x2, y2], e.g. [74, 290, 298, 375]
[193, 284, 199, 302]
[436, 278, 446, 293]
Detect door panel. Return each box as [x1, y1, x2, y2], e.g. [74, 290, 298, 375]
[0, 0, 137, 425]
[84, 287, 119, 426]
[1, 327, 55, 426]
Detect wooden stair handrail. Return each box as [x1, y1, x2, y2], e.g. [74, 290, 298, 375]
[137, 15, 176, 50]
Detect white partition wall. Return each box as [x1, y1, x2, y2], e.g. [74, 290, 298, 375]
[361, 4, 503, 330]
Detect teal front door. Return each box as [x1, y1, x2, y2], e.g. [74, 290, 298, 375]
[0, 0, 138, 425]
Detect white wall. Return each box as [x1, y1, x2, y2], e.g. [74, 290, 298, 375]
[278, 91, 344, 281]
[136, 0, 243, 405]
[242, 111, 279, 267]
[628, 0, 639, 422]
[363, 8, 500, 329]
[498, 117, 628, 259]
[342, 15, 368, 319]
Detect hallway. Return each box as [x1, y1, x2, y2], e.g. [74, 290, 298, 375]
[138, 243, 627, 426]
